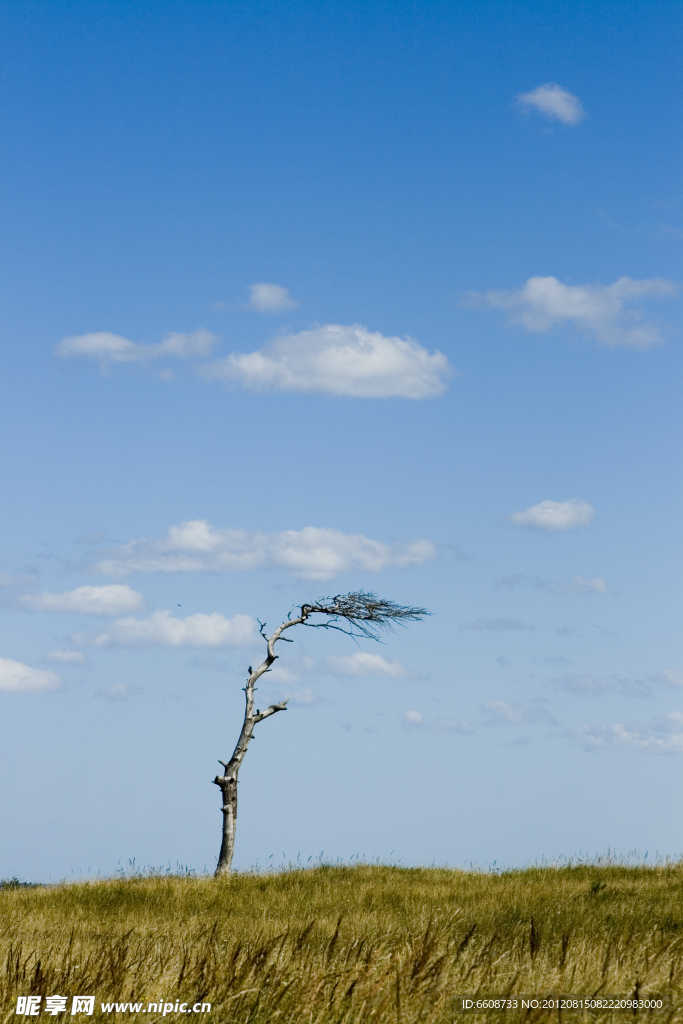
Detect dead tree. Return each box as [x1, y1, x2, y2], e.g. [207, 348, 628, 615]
[212, 592, 428, 875]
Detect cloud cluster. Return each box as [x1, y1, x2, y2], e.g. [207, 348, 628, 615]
[497, 574, 609, 595]
[56, 330, 218, 367]
[246, 283, 299, 312]
[56, 316, 450, 399]
[509, 499, 594, 532]
[469, 276, 677, 348]
[200, 324, 451, 398]
[517, 83, 586, 124]
[94, 520, 437, 581]
[21, 585, 144, 615]
[572, 712, 683, 754]
[77, 610, 255, 648]
[0, 657, 60, 693]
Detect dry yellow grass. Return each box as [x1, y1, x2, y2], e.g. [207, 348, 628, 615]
[3, 863, 683, 1022]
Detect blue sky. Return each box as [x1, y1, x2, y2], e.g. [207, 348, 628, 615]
[1, 0, 682, 880]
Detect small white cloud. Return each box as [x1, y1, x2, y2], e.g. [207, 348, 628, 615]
[96, 683, 143, 702]
[94, 520, 437, 581]
[551, 576, 608, 595]
[246, 282, 299, 312]
[469, 275, 677, 348]
[509, 499, 594, 532]
[496, 573, 608, 594]
[461, 618, 536, 632]
[572, 712, 683, 754]
[0, 568, 36, 588]
[0, 657, 61, 693]
[430, 717, 474, 734]
[46, 649, 87, 665]
[200, 324, 451, 398]
[660, 668, 683, 688]
[77, 610, 255, 648]
[483, 699, 556, 725]
[56, 329, 218, 367]
[326, 652, 413, 678]
[287, 688, 319, 705]
[517, 83, 586, 124]
[560, 673, 612, 694]
[483, 700, 526, 724]
[403, 709, 473, 733]
[267, 663, 305, 683]
[21, 585, 145, 616]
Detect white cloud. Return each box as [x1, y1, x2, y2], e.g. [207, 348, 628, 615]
[483, 700, 526, 724]
[21, 585, 145, 615]
[56, 329, 218, 367]
[572, 712, 683, 754]
[287, 688, 319, 706]
[549, 576, 608, 595]
[94, 520, 437, 581]
[0, 657, 61, 693]
[200, 323, 451, 398]
[483, 699, 556, 725]
[517, 83, 586, 124]
[403, 709, 473, 733]
[46, 649, 87, 665]
[246, 283, 299, 312]
[430, 717, 474, 734]
[264, 656, 316, 684]
[470, 276, 677, 348]
[266, 652, 414, 683]
[560, 673, 612, 694]
[659, 668, 683, 688]
[460, 618, 536, 632]
[77, 610, 255, 649]
[96, 683, 143, 702]
[497, 574, 609, 595]
[0, 568, 36, 588]
[325, 652, 413, 678]
[509, 499, 594, 532]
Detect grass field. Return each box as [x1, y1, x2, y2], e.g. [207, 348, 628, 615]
[2, 863, 683, 1022]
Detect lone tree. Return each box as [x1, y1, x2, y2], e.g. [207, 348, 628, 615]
[212, 591, 428, 875]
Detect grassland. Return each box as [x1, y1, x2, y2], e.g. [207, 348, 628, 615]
[3, 863, 683, 1022]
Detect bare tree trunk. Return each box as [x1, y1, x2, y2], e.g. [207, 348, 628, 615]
[213, 616, 302, 876]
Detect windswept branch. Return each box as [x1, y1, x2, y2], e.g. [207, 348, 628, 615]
[299, 591, 429, 640]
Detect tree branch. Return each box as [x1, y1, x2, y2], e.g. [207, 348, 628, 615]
[253, 700, 289, 723]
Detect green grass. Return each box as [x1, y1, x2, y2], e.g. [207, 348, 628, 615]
[3, 863, 683, 1022]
